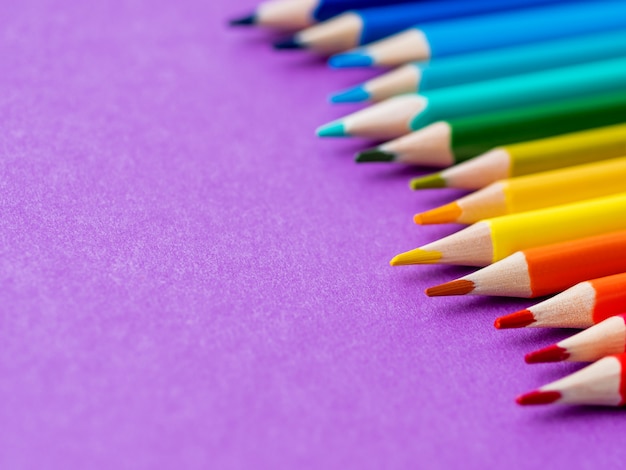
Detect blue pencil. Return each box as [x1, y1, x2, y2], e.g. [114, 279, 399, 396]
[329, 0, 626, 68]
[330, 29, 626, 103]
[274, 0, 562, 53]
[229, 0, 423, 30]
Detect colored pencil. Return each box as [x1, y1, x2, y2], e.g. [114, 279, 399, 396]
[426, 231, 626, 299]
[317, 56, 626, 140]
[331, 29, 626, 103]
[329, 1, 626, 68]
[415, 157, 626, 226]
[275, 0, 559, 54]
[408, 124, 626, 191]
[495, 272, 626, 330]
[355, 90, 626, 166]
[517, 354, 626, 407]
[390, 193, 626, 267]
[229, 0, 420, 29]
[525, 314, 626, 364]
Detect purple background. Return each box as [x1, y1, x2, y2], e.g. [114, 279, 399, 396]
[1, 1, 623, 468]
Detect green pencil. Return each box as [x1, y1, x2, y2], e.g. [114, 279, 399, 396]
[355, 90, 626, 167]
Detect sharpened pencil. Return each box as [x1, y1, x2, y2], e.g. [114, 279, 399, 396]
[426, 231, 626, 298]
[317, 56, 626, 140]
[329, 1, 626, 68]
[415, 157, 626, 225]
[495, 272, 626, 330]
[525, 314, 626, 364]
[391, 193, 626, 267]
[229, 0, 419, 30]
[277, 0, 559, 54]
[409, 124, 626, 191]
[332, 29, 626, 102]
[517, 354, 626, 407]
[356, 91, 626, 166]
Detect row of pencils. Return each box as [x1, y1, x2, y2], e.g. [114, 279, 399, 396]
[231, 0, 626, 408]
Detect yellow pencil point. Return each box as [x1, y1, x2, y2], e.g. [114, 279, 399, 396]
[389, 248, 443, 266]
[414, 202, 462, 225]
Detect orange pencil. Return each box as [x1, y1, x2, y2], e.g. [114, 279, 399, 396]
[495, 272, 626, 329]
[525, 313, 626, 364]
[426, 230, 626, 298]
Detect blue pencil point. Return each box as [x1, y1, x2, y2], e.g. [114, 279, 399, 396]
[328, 52, 374, 69]
[273, 37, 303, 50]
[316, 121, 347, 138]
[329, 85, 370, 103]
[229, 14, 255, 26]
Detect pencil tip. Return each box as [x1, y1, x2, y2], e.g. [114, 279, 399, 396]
[516, 390, 562, 406]
[355, 149, 395, 163]
[409, 173, 446, 190]
[328, 52, 374, 68]
[390, 248, 442, 266]
[494, 309, 536, 330]
[273, 37, 302, 50]
[525, 345, 570, 364]
[426, 279, 474, 297]
[229, 14, 256, 26]
[316, 121, 346, 137]
[414, 202, 462, 225]
[330, 85, 370, 103]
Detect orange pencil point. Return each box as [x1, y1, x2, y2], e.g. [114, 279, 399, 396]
[425, 279, 475, 297]
[414, 202, 462, 225]
[495, 309, 536, 329]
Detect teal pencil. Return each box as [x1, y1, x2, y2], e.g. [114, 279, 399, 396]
[317, 56, 626, 140]
[330, 29, 626, 103]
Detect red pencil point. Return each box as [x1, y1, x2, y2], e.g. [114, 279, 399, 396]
[494, 309, 536, 329]
[425, 279, 475, 297]
[516, 390, 562, 406]
[525, 345, 570, 364]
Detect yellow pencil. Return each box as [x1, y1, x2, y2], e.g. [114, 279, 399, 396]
[409, 123, 626, 191]
[391, 192, 626, 267]
[414, 156, 626, 225]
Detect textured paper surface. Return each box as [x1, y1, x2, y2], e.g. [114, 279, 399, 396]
[1, 1, 623, 468]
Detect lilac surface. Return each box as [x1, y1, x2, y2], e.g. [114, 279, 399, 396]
[1, 1, 623, 468]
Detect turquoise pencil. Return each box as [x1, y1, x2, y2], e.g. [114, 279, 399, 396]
[331, 29, 626, 103]
[317, 56, 626, 140]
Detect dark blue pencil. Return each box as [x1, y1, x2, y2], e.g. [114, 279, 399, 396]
[274, 0, 562, 54]
[229, 0, 423, 30]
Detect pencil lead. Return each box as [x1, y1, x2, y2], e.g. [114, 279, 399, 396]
[328, 52, 374, 69]
[355, 149, 395, 163]
[316, 121, 346, 138]
[409, 173, 446, 190]
[330, 85, 370, 103]
[389, 248, 442, 266]
[494, 309, 536, 330]
[229, 14, 256, 26]
[425, 279, 474, 297]
[525, 345, 570, 364]
[414, 202, 462, 225]
[516, 390, 562, 406]
[273, 37, 303, 50]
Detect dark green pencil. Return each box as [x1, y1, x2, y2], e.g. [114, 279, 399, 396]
[356, 90, 626, 167]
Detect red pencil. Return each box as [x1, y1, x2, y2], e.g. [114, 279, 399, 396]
[495, 272, 626, 329]
[517, 353, 626, 407]
[525, 314, 626, 364]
